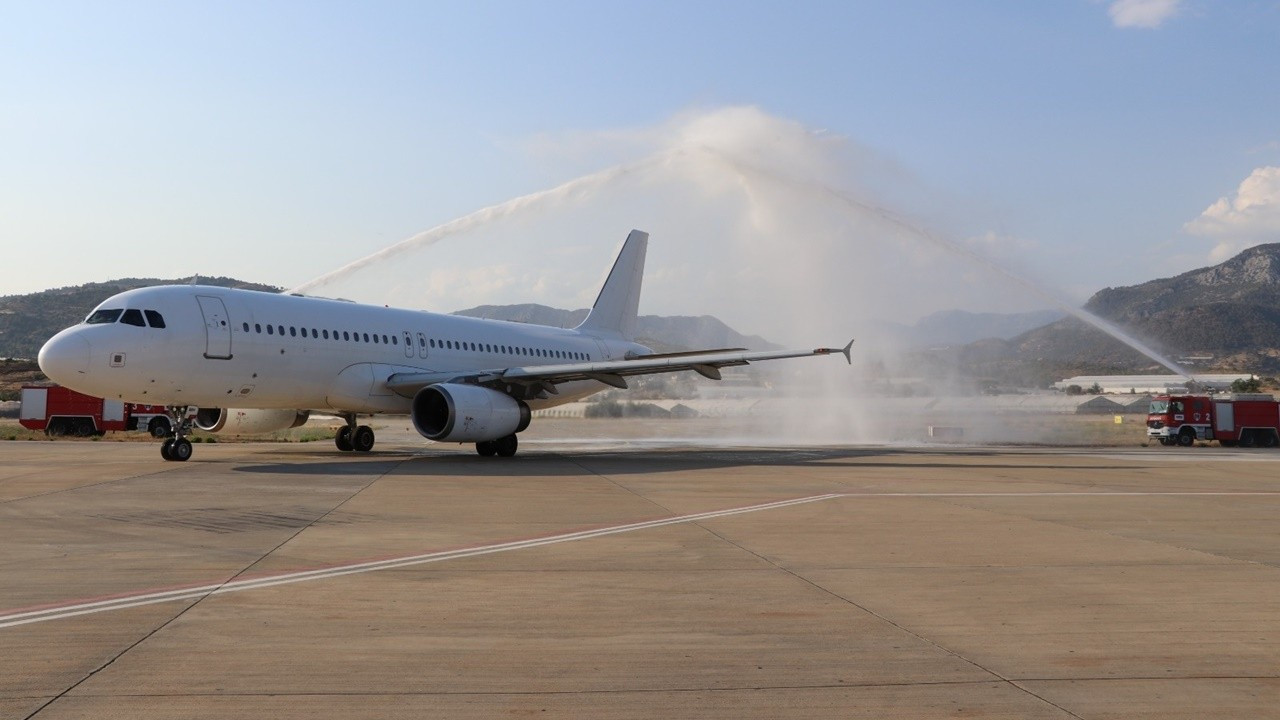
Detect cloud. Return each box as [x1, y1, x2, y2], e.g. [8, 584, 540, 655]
[1185, 166, 1280, 262]
[1107, 0, 1181, 29]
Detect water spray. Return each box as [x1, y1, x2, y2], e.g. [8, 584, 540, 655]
[699, 148, 1195, 381]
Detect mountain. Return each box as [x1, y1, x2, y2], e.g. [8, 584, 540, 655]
[453, 303, 777, 353]
[0, 277, 280, 359]
[902, 309, 1064, 347]
[961, 243, 1280, 378]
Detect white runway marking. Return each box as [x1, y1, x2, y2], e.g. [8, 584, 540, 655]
[4, 489, 1278, 629]
[0, 493, 840, 629]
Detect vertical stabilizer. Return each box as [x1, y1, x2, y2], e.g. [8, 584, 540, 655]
[575, 230, 648, 340]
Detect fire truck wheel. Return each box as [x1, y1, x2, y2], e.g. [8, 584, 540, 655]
[1261, 432, 1278, 448]
[149, 417, 172, 438]
[1240, 430, 1256, 447]
[1158, 437, 1173, 446]
[1177, 429, 1196, 447]
[170, 438, 193, 461]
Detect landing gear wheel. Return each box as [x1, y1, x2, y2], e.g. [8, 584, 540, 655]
[1177, 430, 1196, 447]
[169, 438, 192, 461]
[149, 416, 172, 438]
[353, 425, 375, 452]
[495, 434, 518, 458]
[476, 440, 497, 457]
[161, 438, 174, 460]
[336, 425, 354, 452]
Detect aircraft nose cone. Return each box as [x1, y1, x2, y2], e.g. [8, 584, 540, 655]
[38, 331, 91, 384]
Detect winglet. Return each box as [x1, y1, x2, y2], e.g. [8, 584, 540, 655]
[841, 339, 854, 365]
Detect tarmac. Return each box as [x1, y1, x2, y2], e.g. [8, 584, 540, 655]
[2, 419, 1280, 719]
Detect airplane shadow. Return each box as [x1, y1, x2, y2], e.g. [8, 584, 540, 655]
[231, 446, 1141, 478]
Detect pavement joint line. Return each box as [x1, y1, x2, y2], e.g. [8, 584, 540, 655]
[689, 508, 1090, 719]
[6, 489, 1277, 630]
[15, 451, 400, 720]
[0, 493, 842, 629]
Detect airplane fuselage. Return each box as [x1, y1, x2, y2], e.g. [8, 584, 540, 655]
[39, 285, 644, 413]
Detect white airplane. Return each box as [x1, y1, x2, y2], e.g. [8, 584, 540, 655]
[38, 230, 851, 461]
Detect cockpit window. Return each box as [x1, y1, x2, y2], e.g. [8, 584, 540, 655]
[144, 310, 166, 328]
[85, 309, 123, 324]
[121, 309, 146, 327]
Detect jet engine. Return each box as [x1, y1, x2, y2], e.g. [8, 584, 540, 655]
[194, 408, 311, 435]
[412, 383, 531, 443]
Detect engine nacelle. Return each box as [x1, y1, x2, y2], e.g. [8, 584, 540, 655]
[412, 384, 531, 443]
[194, 408, 310, 435]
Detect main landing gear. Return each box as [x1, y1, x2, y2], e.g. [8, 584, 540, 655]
[475, 434, 518, 458]
[160, 406, 195, 462]
[335, 414, 375, 453]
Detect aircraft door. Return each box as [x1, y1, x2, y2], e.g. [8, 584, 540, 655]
[196, 295, 233, 359]
[402, 331, 414, 358]
[416, 332, 429, 359]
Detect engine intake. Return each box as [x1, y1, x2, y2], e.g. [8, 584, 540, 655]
[194, 408, 310, 435]
[412, 384, 530, 443]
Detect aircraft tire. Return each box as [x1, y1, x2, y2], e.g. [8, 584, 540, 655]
[336, 426, 354, 452]
[170, 438, 193, 462]
[354, 425, 375, 452]
[161, 438, 174, 460]
[496, 434, 518, 458]
[149, 417, 172, 438]
[476, 440, 497, 457]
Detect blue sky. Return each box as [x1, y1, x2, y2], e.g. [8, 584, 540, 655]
[3, 1, 1279, 334]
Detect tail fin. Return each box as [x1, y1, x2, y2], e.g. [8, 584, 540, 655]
[575, 230, 648, 340]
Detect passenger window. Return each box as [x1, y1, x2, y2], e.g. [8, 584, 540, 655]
[382, 334, 389, 344]
[392, 336, 398, 345]
[85, 309, 123, 324]
[363, 333, 369, 342]
[290, 327, 297, 337]
[242, 322, 250, 332]
[312, 329, 318, 338]
[373, 334, 380, 344]
[323, 330, 329, 339]
[267, 325, 274, 335]
[255, 324, 262, 333]
[277, 325, 284, 336]
[146, 310, 167, 328]
[343, 331, 350, 341]
[121, 309, 146, 327]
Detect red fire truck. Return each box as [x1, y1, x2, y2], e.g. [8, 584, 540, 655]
[1147, 394, 1280, 447]
[18, 385, 171, 438]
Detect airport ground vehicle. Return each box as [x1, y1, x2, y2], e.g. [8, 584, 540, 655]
[18, 385, 171, 437]
[1147, 394, 1280, 447]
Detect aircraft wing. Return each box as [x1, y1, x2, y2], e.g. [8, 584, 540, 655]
[384, 340, 853, 399]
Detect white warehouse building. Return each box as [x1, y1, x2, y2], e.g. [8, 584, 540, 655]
[1053, 374, 1255, 395]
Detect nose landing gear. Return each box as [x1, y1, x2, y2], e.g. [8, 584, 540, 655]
[160, 407, 196, 462]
